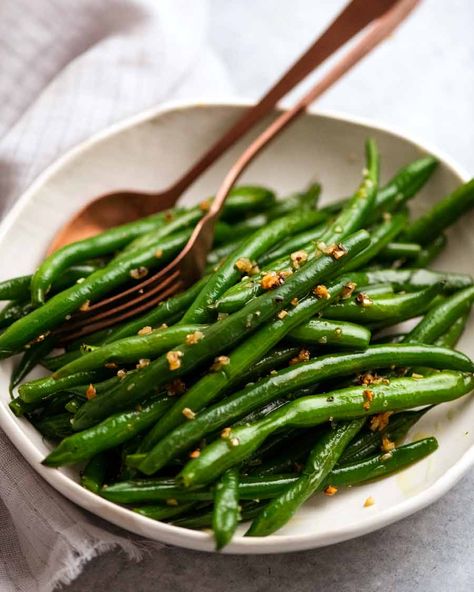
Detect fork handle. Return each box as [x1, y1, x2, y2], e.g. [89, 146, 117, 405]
[183, 0, 420, 275]
[171, 0, 396, 198]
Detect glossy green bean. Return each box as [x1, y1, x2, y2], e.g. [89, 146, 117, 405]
[34, 413, 74, 440]
[81, 452, 108, 493]
[0, 301, 33, 329]
[371, 156, 438, 217]
[378, 242, 422, 261]
[215, 140, 379, 313]
[181, 209, 327, 324]
[403, 286, 474, 345]
[323, 284, 442, 325]
[71, 231, 370, 431]
[288, 319, 370, 349]
[19, 369, 111, 403]
[133, 503, 196, 521]
[0, 229, 192, 358]
[177, 372, 473, 487]
[138, 344, 472, 475]
[246, 419, 364, 536]
[213, 467, 240, 549]
[31, 211, 173, 305]
[43, 395, 172, 466]
[100, 438, 438, 504]
[139, 279, 348, 452]
[53, 324, 206, 378]
[413, 234, 447, 267]
[435, 313, 469, 349]
[403, 179, 474, 245]
[10, 337, 55, 394]
[339, 407, 430, 464]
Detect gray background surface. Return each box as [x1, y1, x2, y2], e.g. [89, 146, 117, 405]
[68, 0, 474, 589]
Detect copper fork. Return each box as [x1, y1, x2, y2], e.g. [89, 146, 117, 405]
[54, 0, 420, 342]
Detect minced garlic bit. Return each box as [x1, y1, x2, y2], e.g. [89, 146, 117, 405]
[116, 369, 127, 379]
[370, 411, 393, 432]
[164, 211, 174, 222]
[166, 378, 186, 397]
[129, 266, 148, 280]
[277, 310, 288, 319]
[166, 350, 183, 371]
[289, 348, 311, 366]
[358, 372, 390, 386]
[363, 388, 374, 411]
[290, 250, 308, 269]
[155, 249, 163, 259]
[261, 271, 281, 290]
[185, 330, 205, 345]
[341, 281, 357, 299]
[199, 199, 211, 211]
[355, 292, 373, 307]
[86, 384, 97, 400]
[80, 300, 91, 312]
[160, 323, 168, 329]
[334, 327, 343, 337]
[105, 362, 118, 369]
[189, 449, 201, 459]
[137, 325, 153, 336]
[136, 358, 150, 369]
[182, 407, 196, 420]
[166, 498, 179, 506]
[30, 331, 50, 345]
[221, 427, 232, 439]
[324, 485, 338, 496]
[329, 243, 348, 260]
[229, 437, 240, 447]
[211, 355, 230, 372]
[364, 496, 375, 508]
[411, 372, 424, 379]
[217, 312, 229, 321]
[382, 211, 392, 221]
[290, 297, 299, 307]
[381, 434, 395, 452]
[313, 284, 330, 299]
[235, 257, 260, 276]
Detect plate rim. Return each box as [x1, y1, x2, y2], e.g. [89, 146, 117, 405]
[0, 98, 472, 554]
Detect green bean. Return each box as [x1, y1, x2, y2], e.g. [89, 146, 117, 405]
[138, 344, 472, 475]
[71, 230, 370, 431]
[247, 418, 364, 536]
[9, 337, 55, 394]
[403, 286, 474, 345]
[360, 268, 472, 292]
[266, 184, 320, 219]
[101, 276, 209, 344]
[323, 284, 442, 325]
[404, 179, 474, 245]
[138, 278, 349, 452]
[0, 229, 193, 358]
[181, 209, 327, 324]
[43, 395, 172, 466]
[19, 369, 111, 403]
[234, 346, 300, 385]
[81, 452, 108, 493]
[213, 467, 240, 549]
[64, 398, 82, 414]
[340, 211, 407, 273]
[53, 324, 206, 378]
[42, 350, 85, 372]
[0, 301, 33, 330]
[133, 503, 196, 521]
[371, 156, 438, 217]
[288, 319, 370, 349]
[31, 211, 174, 305]
[100, 438, 438, 504]
[435, 313, 469, 349]
[34, 413, 74, 440]
[413, 234, 447, 267]
[339, 407, 430, 464]
[257, 223, 328, 266]
[0, 264, 105, 302]
[172, 502, 264, 530]
[216, 186, 276, 221]
[378, 242, 422, 261]
[251, 428, 323, 476]
[178, 372, 472, 487]
[215, 140, 379, 314]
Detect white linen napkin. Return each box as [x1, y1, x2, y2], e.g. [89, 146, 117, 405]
[0, 1, 232, 590]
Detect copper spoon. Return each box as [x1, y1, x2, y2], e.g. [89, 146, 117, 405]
[54, 0, 420, 342]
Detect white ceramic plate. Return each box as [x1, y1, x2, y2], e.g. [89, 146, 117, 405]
[0, 101, 472, 554]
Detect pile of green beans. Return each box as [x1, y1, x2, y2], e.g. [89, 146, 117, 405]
[2, 140, 474, 550]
